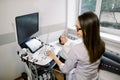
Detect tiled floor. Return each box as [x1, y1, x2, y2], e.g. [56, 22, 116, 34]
[53, 69, 64, 80]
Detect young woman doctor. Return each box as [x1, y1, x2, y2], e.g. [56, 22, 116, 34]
[47, 12, 105, 80]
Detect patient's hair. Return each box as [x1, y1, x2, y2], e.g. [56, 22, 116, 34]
[59, 36, 64, 45]
[78, 12, 105, 63]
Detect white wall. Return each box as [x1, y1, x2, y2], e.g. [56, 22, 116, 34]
[0, 42, 25, 80]
[0, 0, 66, 80]
[0, 0, 66, 35]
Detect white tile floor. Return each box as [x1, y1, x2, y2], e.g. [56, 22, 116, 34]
[99, 70, 120, 80]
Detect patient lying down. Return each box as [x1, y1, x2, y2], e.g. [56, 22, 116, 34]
[59, 35, 76, 60]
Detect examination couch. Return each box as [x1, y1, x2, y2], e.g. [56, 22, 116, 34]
[99, 50, 120, 75]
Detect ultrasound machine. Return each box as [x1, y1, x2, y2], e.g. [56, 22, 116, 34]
[15, 12, 61, 80]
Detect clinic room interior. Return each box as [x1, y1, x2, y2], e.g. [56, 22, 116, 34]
[0, 0, 120, 80]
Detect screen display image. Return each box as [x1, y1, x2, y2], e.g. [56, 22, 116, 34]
[15, 12, 39, 48]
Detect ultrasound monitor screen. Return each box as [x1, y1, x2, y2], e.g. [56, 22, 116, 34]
[15, 12, 39, 46]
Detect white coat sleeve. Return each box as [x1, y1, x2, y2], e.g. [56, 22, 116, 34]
[59, 47, 78, 74]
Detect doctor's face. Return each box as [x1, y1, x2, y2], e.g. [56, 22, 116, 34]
[76, 20, 83, 38]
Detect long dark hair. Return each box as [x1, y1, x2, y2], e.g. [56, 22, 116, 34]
[78, 12, 105, 63]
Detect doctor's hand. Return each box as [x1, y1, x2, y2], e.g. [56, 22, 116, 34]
[47, 50, 63, 67]
[46, 50, 56, 59]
